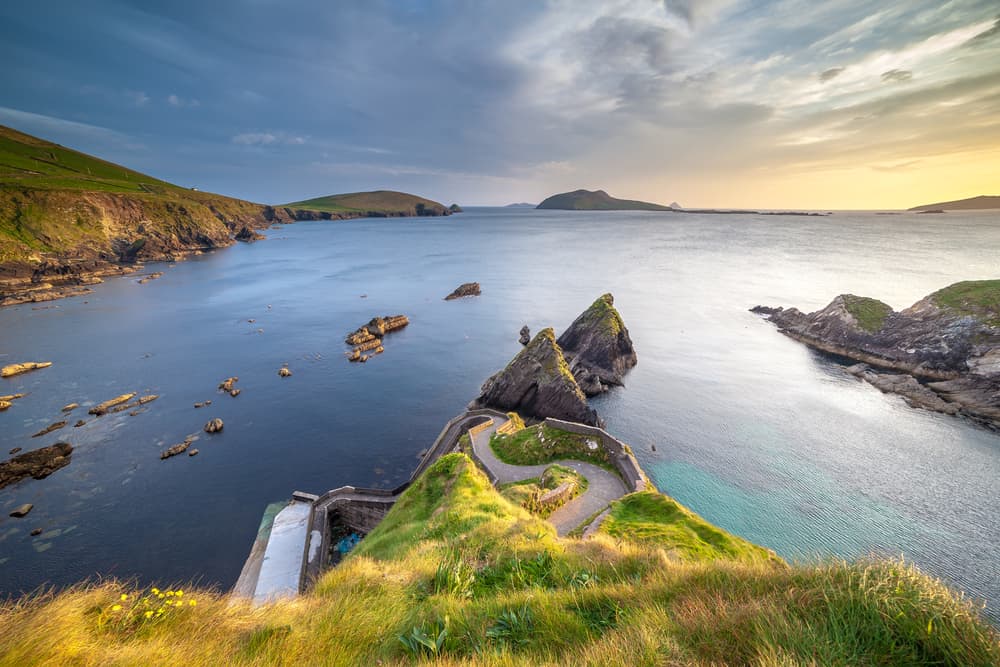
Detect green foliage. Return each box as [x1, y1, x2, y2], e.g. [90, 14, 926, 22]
[485, 606, 534, 648]
[931, 280, 1000, 326]
[491, 424, 613, 470]
[430, 555, 477, 598]
[500, 465, 586, 518]
[398, 617, 448, 658]
[239, 624, 291, 660]
[601, 491, 783, 564]
[841, 294, 894, 332]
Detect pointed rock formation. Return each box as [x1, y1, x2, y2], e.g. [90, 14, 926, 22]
[557, 293, 637, 396]
[474, 328, 601, 426]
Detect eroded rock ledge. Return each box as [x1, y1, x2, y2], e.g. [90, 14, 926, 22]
[753, 280, 1000, 429]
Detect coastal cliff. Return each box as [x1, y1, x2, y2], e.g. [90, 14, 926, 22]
[474, 328, 601, 426]
[557, 293, 637, 395]
[753, 280, 1000, 427]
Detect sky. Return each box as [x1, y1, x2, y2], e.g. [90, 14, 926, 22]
[1, 0, 998, 209]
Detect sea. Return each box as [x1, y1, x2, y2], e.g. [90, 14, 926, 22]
[1, 207, 998, 621]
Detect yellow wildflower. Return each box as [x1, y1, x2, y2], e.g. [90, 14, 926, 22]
[120, 593, 128, 601]
[188, 600, 196, 606]
[176, 590, 183, 597]
[152, 587, 160, 595]
[166, 590, 174, 596]
[158, 593, 165, 599]
[144, 611, 153, 618]
[111, 604, 122, 611]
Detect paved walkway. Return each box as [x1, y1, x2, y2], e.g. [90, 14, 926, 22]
[470, 419, 627, 536]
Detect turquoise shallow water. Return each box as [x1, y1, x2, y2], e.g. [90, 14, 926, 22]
[0, 207, 998, 621]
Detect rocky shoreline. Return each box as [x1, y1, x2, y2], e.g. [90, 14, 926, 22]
[753, 280, 1000, 430]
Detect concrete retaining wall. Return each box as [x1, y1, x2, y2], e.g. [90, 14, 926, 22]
[542, 418, 649, 493]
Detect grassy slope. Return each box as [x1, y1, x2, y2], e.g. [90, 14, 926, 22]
[0, 125, 264, 265]
[283, 190, 448, 215]
[536, 189, 673, 211]
[842, 294, 894, 332]
[0, 453, 997, 665]
[490, 424, 613, 470]
[930, 280, 1000, 327]
[908, 195, 1000, 211]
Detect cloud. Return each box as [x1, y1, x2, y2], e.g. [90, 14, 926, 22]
[231, 131, 305, 146]
[167, 93, 199, 107]
[881, 69, 913, 83]
[819, 67, 845, 82]
[966, 17, 1000, 45]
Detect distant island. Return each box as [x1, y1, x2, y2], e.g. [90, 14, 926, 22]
[536, 189, 672, 211]
[284, 190, 452, 218]
[0, 124, 452, 307]
[504, 202, 536, 208]
[909, 195, 1000, 212]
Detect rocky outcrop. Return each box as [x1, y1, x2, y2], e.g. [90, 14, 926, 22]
[754, 280, 1000, 429]
[9, 504, 33, 518]
[519, 326, 531, 346]
[89, 393, 137, 416]
[1, 362, 52, 378]
[345, 315, 408, 362]
[473, 328, 601, 426]
[31, 421, 67, 438]
[444, 282, 481, 300]
[278, 366, 292, 377]
[161, 434, 197, 460]
[557, 294, 637, 396]
[204, 418, 224, 433]
[0, 442, 73, 490]
[235, 225, 265, 242]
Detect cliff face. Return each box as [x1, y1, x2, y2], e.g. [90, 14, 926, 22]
[557, 293, 637, 395]
[753, 280, 1000, 427]
[474, 328, 601, 426]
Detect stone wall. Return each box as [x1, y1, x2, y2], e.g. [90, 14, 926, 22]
[542, 418, 649, 492]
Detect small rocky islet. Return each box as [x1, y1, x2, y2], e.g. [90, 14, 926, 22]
[472, 293, 637, 427]
[753, 279, 1000, 428]
[345, 315, 408, 363]
[444, 282, 481, 300]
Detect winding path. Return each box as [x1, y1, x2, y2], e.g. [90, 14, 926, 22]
[469, 418, 627, 536]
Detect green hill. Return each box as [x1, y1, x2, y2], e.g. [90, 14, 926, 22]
[0, 452, 995, 665]
[0, 124, 271, 288]
[536, 189, 673, 211]
[909, 195, 1000, 211]
[284, 190, 451, 217]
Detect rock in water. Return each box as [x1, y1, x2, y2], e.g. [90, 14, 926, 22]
[754, 280, 1000, 428]
[9, 504, 33, 518]
[0, 442, 74, 490]
[31, 421, 67, 438]
[61, 403, 79, 412]
[160, 441, 190, 459]
[556, 294, 637, 396]
[474, 328, 601, 426]
[204, 418, 224, 434]
[89, 393, 136, 416]
[444, 282, 481, 300]
[519, 325, 531, 346]
[234, 225, 265, 242]
[219, 377, 239, 392]
[1, 362, 52, 378]
[278, 367, 292, 377]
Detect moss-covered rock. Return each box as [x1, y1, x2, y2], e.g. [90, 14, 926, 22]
[557, 293, 637, 395]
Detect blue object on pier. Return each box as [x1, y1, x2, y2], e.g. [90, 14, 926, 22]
[336, 533, 361, 556]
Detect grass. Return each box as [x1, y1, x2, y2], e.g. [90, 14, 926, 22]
[930, 280, 1000, 327]
[282, 190, 448, 216]
[490, 424, 613, 470]
[0, 453, 997, 665]
[599, 491, 782, 564]
[841, 294, 894, 332]
[499, 464, 587, 518]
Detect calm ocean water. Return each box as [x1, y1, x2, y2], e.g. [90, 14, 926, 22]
[1, 207, 998, 620]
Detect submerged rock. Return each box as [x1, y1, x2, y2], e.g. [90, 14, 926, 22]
[754, 280, 1000, 428]
[1, 362, 52, 378]
[557, 293, 637, 396]
[194, 400, 212, 408]
[444, 282, 481, 300]
[0, 442, 74, 490]
[473, 328, 601, 426]
[73, 420, 86, 427]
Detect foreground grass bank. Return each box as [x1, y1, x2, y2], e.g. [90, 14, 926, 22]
[1, 454, 996, 666]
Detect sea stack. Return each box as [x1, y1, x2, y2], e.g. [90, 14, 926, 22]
[474, 328, 601, 426]
[557, 293, 637, 396]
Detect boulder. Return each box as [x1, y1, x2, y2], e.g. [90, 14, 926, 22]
[9, 504, 33, 518]
[444, 282, 481, 300]
[557, 294, 637, 396]
[194, 400, 212, 408]
[0, 442, 74, 490]
[218, 377, 239, 392]
[473, 328, 601, 426]
[31, 421, 67, 438]
[229, 388, 241, 397]
[73, 420, 86, 427]
[1, 362, 52, 378]
[204, 418, 224, 434]
[519, 325, 531, 346]
[61, 403, 79, 412]
[278, 367, 292, 377]
[235, 225, 265, 242]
